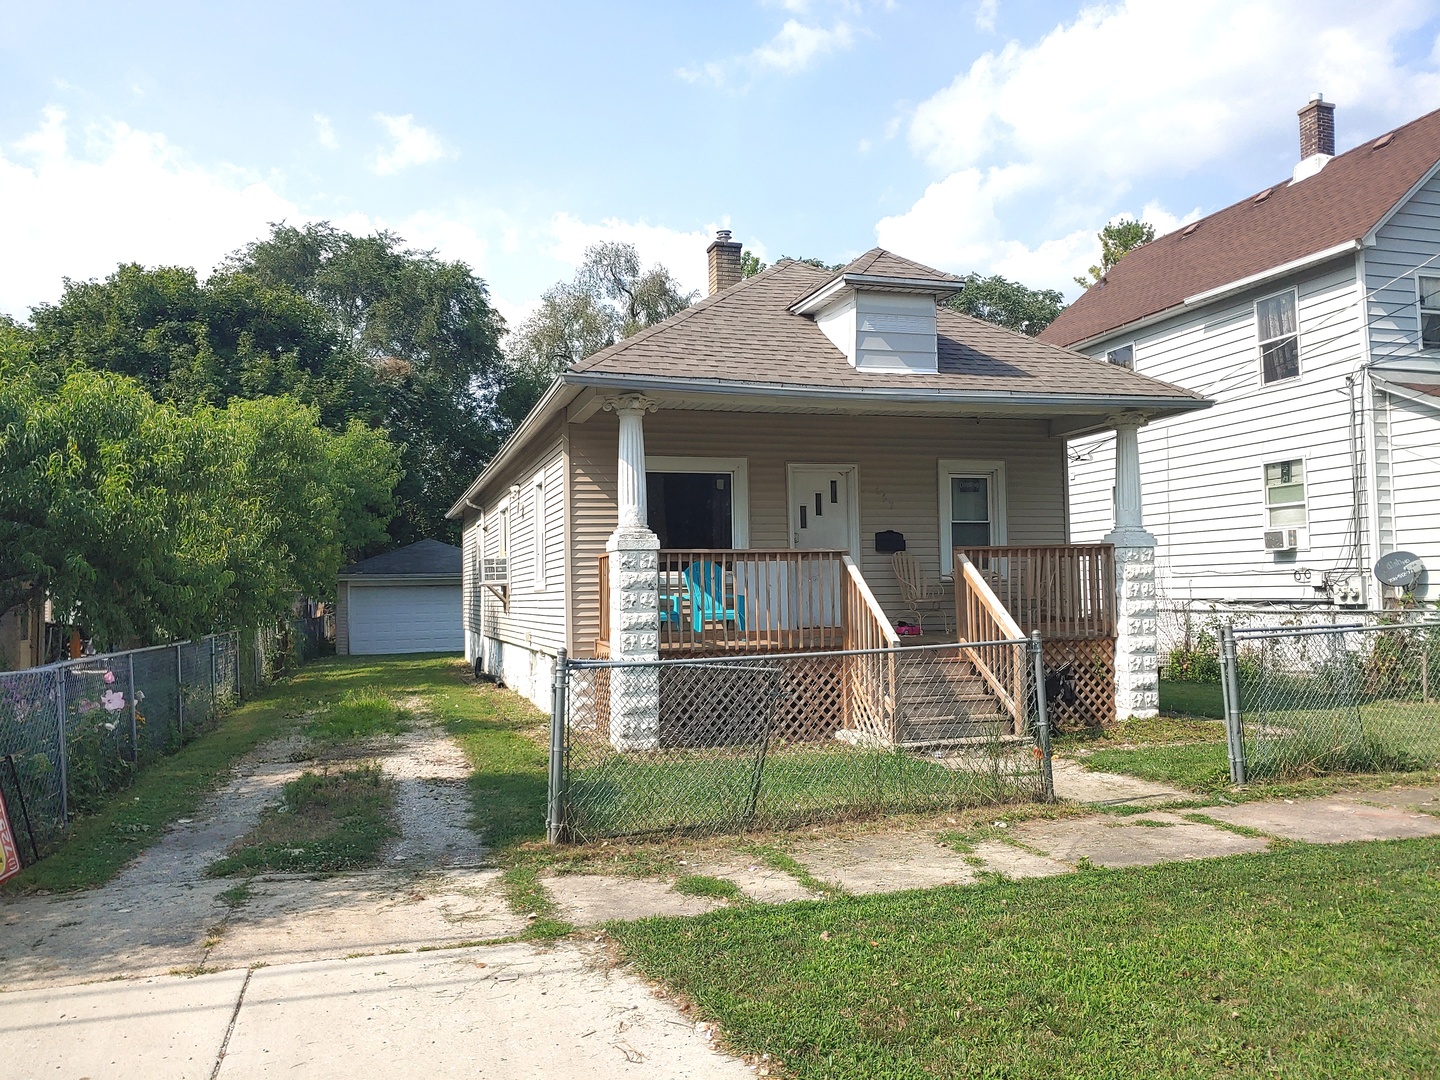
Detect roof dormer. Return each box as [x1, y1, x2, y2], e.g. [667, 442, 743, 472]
[790, 249, 963, 373]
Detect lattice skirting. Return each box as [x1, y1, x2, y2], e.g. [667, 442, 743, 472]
[1043, 637, 1116, 730]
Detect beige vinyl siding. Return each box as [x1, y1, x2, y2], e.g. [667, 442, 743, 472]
[566, 410, 1066, 655]
[1068, 256, 1365, 604]
[472, 423, 568, 656]
[1365, 169, 1440, 602]
[335, 581, 350, 655]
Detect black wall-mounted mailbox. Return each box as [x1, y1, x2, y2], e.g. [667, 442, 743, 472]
[875, 530, 906, 553]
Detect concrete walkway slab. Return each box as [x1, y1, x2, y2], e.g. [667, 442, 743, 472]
[1204, 798, 1440, 844]
[788, 833, 976, 895]
[1012, 812, 1268, 868]
[546, 875, 726, 925]
[1340, 785, 1440, 812]
[969, 840, 1072, 880]
[1052, 758, 1190, 805]
[687, 859, 820, 904]
[0, 968, 246, 1079]
[216, 946, 750, 1078]
[207, 869, 522, 967]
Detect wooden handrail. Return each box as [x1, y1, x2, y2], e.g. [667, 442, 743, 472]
[956, 544, 1115, 640]
[841, 555, 899, 743]
[953, 554, 1027, 733]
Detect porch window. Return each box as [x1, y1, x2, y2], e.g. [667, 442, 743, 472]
[1418, 275, 1440, 350]
[938, 459, 1007, 578]
[1256, 290, 1299, 383]
[1263, 459, 1307, 529]
[647, 473, 732, 548]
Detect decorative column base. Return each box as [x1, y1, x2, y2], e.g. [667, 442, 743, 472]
[606, 524, 661, 750]
[1106, 525, 1159, 720]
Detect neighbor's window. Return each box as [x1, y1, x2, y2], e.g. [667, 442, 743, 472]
[1106, 343, 1134, 369]
[1264, 459, 1307, 529]
[1256, 291, 1299, 383]
[1419, 276, 1440, 350]
[532, 477, 547, 589]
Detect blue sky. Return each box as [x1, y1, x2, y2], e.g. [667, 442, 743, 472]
[4, 0, 1440, 328]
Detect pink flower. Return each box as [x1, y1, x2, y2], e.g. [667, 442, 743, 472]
[103, 670, 116, 684]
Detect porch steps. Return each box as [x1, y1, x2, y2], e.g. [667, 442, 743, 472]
[895, 653, 1010, 746]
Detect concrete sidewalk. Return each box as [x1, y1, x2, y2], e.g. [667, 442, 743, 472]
[0, 944, 751, 1080]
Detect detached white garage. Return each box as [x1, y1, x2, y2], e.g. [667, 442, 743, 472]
[336, 539, 463, 656]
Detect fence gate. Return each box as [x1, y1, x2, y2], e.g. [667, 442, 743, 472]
[1219, 620, 1440, 783]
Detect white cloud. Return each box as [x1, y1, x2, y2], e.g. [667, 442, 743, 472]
[752, 19, 855, 74]
[880, 0, 1440, 296]
[0, 107, 299, 318]
[371, 113, 448, 175]
[975, 0, 998, 32]
[314, 113, 338, 150]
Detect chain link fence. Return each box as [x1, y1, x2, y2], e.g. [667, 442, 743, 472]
[549, 638, 1053, 842]
[1218, 621, 1440, 782]
[0, 631, 262, 862]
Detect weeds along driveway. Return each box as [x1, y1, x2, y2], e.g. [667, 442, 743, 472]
[0, 657, 532, 991]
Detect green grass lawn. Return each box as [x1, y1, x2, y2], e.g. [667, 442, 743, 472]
[611, 838, 1440, 1079]
[1160, 679, 1225, 718]
[567, 745, 1042, 839]
[304, 687, 412, 743]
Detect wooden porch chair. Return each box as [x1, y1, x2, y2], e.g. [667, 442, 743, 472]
[683, 560, 746, 633]
[891, 551, 950, 635]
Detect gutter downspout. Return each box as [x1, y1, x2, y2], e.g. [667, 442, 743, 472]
[1356, 246, 1384, 610]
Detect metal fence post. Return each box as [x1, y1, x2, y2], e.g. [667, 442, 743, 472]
[176, 644, 184, 741]
[208, 636, 216, 721]
[1220, 623, 1246, 784]
[55, 664, 69, 825]
[1029, 631, 1054, 802]
[547, 648, 568, 843]
[127, 653, 138, 762]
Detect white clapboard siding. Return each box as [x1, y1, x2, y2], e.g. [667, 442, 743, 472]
[566, 410, 1067, 656]
[1068, 256, 1367, 604]
[1364, 168, 1440, 601]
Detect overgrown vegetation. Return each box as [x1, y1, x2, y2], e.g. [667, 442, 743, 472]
[207, 762, 396, 876]
[304, 688, 412, 743]
[611, 839, 1440, 1079]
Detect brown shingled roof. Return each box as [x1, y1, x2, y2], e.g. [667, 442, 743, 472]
[1039, 105, 1440, 348]
[570, 258, 1203, 402]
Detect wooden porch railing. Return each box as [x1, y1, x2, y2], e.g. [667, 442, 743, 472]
[655, 549, 849, 654]
[841, 555, 900, 744]
[953, 554, 1028, 734]
[596, 552, 610, 657]
[955, 544, 1116, 640]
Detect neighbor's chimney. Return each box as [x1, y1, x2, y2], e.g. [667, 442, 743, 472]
[707, 229, 743, 295]
[1298, 93, 1336, 160]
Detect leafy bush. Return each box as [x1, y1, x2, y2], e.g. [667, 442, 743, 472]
[1162, 630, 1221, 683]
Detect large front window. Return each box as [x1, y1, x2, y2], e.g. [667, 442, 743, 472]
[647, 472, 733, 548]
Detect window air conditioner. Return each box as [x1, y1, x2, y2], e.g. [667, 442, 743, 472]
[1263, 529, 1298, 552]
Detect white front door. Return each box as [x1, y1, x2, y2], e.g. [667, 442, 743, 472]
[789, 465, 855, 552]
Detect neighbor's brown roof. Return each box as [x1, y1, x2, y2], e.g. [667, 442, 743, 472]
[1039, 105, 1440, 348]
[569, 255, 1204, 402]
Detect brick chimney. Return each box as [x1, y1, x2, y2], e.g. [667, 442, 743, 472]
[1298, 93, 1336, 160]
[706, 229, 743, 295]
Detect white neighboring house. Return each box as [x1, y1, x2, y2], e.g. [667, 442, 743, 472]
[336, 539, 463, 655]
[1044, 96, 1440, 618]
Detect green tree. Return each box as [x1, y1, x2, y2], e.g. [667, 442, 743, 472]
[1074, 218, 1156, 288]
[225, 223, 506, 546]
[740, 250, 766, 277]
[945, 274, 1066, 336]
[499, 242, 695, 421]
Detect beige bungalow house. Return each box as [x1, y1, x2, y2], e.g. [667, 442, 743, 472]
[447, 235, 1209, 738]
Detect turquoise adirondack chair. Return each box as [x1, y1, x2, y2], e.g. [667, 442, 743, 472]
[683, 560, 745, 633]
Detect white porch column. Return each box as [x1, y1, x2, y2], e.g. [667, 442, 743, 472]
[1103, 413, 1159, 720]
[603, 394, 661, 750]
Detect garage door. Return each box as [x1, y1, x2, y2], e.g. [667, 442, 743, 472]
[347, 584, 462, 655]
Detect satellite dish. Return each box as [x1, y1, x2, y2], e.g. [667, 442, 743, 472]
[1374, 550, 1426, 588]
